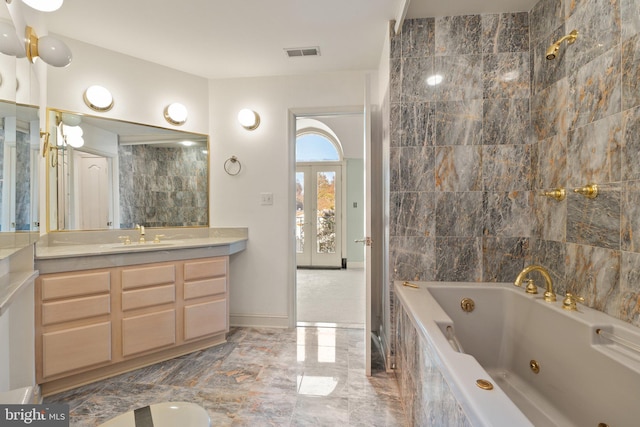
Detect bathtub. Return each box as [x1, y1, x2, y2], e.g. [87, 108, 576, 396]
[394, 281, 640, 427]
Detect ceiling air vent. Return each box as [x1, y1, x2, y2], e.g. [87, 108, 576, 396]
[284, 46, 320, 58]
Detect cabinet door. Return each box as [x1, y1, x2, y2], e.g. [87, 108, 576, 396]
[122, 309, 176, 357]
[42, 322, 112, 378]
[184, 300, 227, 341]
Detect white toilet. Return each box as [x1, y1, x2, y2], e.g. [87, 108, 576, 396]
[98, 402, 211, 427]
[0, 386, 40, 404]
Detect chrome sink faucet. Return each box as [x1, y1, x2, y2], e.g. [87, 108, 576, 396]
[514, 264, 556, 302]
[135, 224, 146, 244]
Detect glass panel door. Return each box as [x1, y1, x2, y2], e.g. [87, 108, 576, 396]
[296, 164, 341, 268]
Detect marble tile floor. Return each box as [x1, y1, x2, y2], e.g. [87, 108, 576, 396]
[44, 327, 407, 426]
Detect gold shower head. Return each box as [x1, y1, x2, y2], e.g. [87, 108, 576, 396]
[545, 29, 578, 60]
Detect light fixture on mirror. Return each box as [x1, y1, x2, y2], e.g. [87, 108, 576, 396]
[164, 102, 188, 126]
[238, 108, 260, 130]
[20, 0, 64, 12]
[25, 26, 72, 67]
[83, 85, 114, 112]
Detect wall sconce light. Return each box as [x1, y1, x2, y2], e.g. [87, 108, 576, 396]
[164, 102, 188, 126]
[25, 26, 72, 67]
[83, 85, 114, 112]
[21, 0, 64, 12]
[238, 108, 260, 130]
[0, 21, 25, 57]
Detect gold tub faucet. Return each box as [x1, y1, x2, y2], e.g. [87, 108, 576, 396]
[514, 264, 556, 302]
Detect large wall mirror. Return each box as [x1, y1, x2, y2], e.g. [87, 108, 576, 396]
[46, 109, 209, 232]
[0, 38, 40, 258]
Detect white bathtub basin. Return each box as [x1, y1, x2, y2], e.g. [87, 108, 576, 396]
[395, 281, 640, 427]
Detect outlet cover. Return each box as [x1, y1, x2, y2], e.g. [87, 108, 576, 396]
[260, 192, 274, 205]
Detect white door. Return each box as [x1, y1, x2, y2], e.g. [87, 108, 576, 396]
[77, 154, 111, 229]
[296, 163, 342, 268]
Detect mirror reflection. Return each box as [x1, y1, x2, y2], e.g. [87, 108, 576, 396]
[46, 109, 209, 231]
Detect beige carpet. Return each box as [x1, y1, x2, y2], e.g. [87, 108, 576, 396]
[296, 268, 365, 327]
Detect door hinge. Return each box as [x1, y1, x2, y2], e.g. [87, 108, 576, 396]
[355, 237, 373, 246]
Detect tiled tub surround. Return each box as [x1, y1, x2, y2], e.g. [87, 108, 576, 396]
[388, 0, 640, 368]
[118, 144, 208, 228]
[395, 281, 640, 427]
[34, 227, 247, 273]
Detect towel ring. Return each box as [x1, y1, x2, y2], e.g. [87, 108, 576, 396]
[224, 155, 242, 176]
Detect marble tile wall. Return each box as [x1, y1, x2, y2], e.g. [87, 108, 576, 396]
[15, 130, 31, 231]
[394, 297, 472, 426]
[119, 145, 208, 228]
[530, 0, 640, 327]
[389, 14, 532, 285]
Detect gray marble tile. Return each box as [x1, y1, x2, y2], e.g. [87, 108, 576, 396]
[534, 193, 567, 242]
[566, 186, 621, 249]
[565, 0, 621, 71]
[401, 18, 435, 58]
[435, 15, 482, 55]
[389, 236, 436, 281]
[482, 144, 533, 191]
[567, 112, 622, 186]
[401, 57, 436, 102]
[232, 392, 296, 426]
[399, 146, 435, 192]
[536, 133, 567, 189]
[532, 26, 569, 94]
[483, 52, 530, 99]
[484, 191, 534, 237]
[290, 395, 349, 426]
[435, 237, 482, 281]
[434, 55, 483, 101]
[621, 180, 640, 252]
[565, 243, 621, 315]
[401, 101, 435, 146]
[530, 0, 565, 42]
[389, 147, 401, 192]
[568, 46, 621, 129]
[435, 99, 483, 146]
[435, 146, 482, 191]
[483, 98, 532, 145]
[482, 12, 530, 54]
[390, 59, 402, 103]
[618, 251, 640, 326]
[621, 0, 640, 41]
[482, 237, 528, 282]
[435, 191, 484, 237]
[531, 77, 568, 141]
[389, 191, 435, 237]
[622, 34, 640, 111]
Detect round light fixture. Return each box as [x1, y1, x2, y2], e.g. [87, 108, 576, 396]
[238, 108, 260, 130]
[164, 102, 188, 126]
[426, 74, 443, 86]
[83, 85, 114, 112]
[25, 26, 72, 67]
[21, 0, 64, 12]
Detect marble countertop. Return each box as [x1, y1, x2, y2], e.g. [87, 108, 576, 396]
[35, 227, 248, 274]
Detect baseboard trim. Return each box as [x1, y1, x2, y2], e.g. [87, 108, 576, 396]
[230, 314, 290, 328]
[347, 262, 365, 269]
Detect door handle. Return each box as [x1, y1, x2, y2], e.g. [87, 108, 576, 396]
[355, 237, 372, 246]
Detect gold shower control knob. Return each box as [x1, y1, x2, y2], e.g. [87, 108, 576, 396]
[574, 184, 598, 198]
[541, 188, 566, 201]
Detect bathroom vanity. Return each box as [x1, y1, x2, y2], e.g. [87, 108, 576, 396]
[34, 227, 247, 395]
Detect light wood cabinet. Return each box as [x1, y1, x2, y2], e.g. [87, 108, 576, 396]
[35, 256, 229, 395]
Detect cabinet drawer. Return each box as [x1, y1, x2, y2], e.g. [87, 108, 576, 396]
[42, 322, 111, 378]
[184, 299, 227, 341]
[184, 277, 226, 300]
[184, 258, 227, 281]
[41, 271, 110, 301]
[42, 294, 111, 325]
[122, 309, 176, 357]
[122, 284, 175, 311]
[121, 264, 175, 290]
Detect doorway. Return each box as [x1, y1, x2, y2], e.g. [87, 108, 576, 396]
[293, 115, 366, 328]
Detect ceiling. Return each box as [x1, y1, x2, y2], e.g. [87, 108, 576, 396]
[6, 0, 538, 80]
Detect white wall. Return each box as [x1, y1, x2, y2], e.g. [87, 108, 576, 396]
[209, 72, 369, 327]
